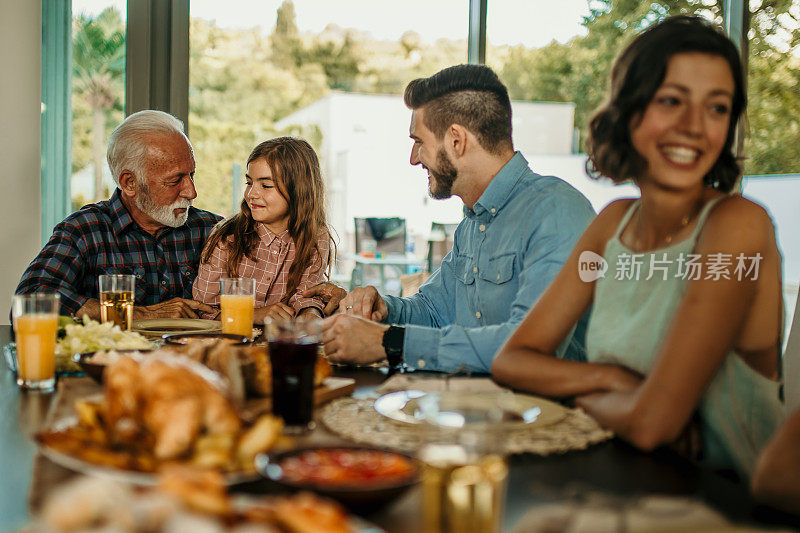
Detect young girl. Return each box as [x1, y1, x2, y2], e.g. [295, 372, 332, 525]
[492, 16, 784, 477]
[193, 137, 334, 322]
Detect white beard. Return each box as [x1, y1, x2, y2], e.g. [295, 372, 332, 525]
[135, 183, 191, 228]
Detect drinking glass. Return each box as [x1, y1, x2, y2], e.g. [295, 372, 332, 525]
[417, 392, 510, 533]
[98, 274, 135, 330]
[220, 277, 255, 336]
[11, 293, 60, 392]
[264, 316, 321, 433]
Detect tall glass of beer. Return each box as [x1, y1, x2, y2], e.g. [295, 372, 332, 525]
[11, 293, 60, 392]
[418, 393, 509, 533]
[98, 274, 135, 330]
[220, 277, 255, 336]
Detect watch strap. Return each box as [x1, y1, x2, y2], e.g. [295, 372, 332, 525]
[382, 325, 405, 371]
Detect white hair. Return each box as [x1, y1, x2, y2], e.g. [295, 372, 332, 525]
[106, 110, 187, 186]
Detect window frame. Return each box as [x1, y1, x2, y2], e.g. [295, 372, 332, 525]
[42, 0, 748, 244]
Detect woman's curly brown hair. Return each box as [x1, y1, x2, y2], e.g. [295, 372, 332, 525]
[585, 15, 746, 193]
[201, 137, 335, 303]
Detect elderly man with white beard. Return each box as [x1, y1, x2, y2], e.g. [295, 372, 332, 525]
[15, 110, 219, 319]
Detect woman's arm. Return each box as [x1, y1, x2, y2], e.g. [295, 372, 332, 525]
[577, 197, 781, 450]
[493, 200, 643, 398]
[751, 408, 800, 514]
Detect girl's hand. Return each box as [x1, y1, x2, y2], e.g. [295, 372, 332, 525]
[255, 303, 296, 322]
[298, 308, 323, 319]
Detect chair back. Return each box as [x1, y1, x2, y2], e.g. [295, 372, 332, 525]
[354, 217, 406, 255]
[427, 222, 459, 272]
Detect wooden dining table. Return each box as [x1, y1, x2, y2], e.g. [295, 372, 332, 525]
[1, 324, 798, 532]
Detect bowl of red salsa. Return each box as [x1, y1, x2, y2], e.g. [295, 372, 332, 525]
[255, 446, 419, 511]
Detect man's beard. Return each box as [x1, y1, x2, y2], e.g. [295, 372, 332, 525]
[427, 147, 459, 200]
[135, 180, 191, 228]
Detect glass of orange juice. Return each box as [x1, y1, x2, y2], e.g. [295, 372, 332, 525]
[11, 293, 60, 392]
[220, 277, 255, 337]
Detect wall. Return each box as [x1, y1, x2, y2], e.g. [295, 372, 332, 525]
[277, 92, 576, 256]
[0, 1, 42, 324]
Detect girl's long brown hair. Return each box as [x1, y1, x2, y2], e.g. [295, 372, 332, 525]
[201, 137, 335, 303]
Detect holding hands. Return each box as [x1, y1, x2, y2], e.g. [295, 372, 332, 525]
[322, 314, 388, 364]
[337, 286, 388, 321]
[316, 285, 390, 364]
[254, 302, 297, 322]
[134, 297, 216, 319]
[301, 282, 347, 316]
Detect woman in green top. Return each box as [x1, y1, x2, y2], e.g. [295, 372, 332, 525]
[493, 16, 784, 477]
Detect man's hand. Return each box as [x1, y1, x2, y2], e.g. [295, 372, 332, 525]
[301, 282, 347, 316]
[338, 286, 387, 322]
[322, 314, 389, 364]
[75, 299, 101, 321]
[133, 298, 216, 319]
[255, 303, 297, 322]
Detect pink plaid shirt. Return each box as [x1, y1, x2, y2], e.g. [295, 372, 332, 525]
[192, 223, 329, 317]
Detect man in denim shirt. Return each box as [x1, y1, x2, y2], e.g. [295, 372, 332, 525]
[322, 65, 595, 373]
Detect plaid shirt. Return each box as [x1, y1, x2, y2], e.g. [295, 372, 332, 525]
[15, 189, 222, 315]
[192, 223, 328, 317]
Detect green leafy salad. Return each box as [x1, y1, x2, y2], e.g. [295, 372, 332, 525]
[55, 316, 154, 372]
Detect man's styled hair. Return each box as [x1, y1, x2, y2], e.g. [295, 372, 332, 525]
[404, 64, 513, 154]
[107, 110, 187, 186]
[586, 15, 746, 192]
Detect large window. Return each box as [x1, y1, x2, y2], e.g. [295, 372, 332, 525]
[70, 1, 126, 212]
[188, 0, 468, 271]
[740, 0, 800, 326]
[42, 0, 799, 312]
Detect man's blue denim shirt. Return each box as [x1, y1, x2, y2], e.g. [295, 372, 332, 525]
[383, 152, 595, 373]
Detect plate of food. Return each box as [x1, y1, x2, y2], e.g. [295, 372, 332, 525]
[132, 318, 222, 339]
[373, 389, 569, 429]
[3, 317, 154, 376]
[162, 332, 252, 346]
[24, 467, 383, 533]
[256, 445, 419, 511]
[56, 317, 155, 372]
[37, 353, 284, 485]
[72, 349, 157, 384]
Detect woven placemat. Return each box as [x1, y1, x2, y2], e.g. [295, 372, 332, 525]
[319, 396, 612, 455]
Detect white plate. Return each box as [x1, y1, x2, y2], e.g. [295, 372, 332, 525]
[132, 318, 222, 338]
[38, 416, 258, 486]
[373, 390, 568, 429]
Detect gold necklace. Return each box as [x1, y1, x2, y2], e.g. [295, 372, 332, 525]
[663, 214, 691, 244]
[637, 198, 704, 247]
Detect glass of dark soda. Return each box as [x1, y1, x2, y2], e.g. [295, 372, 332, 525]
[264, 316, 321, 433]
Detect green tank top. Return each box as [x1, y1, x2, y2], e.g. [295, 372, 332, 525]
[586, 197, 784, 477]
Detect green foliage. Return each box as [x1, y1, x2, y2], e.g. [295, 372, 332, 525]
[186, 0, 464, 214]
[496, 0, 799, 175]
[70, 0, 800, 215]
[71, 8, 124, 192]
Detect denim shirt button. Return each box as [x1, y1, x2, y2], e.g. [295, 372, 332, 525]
[417, 359, 426, 368]
[479, 224, 486, 232]
[476, 311, 482, 319]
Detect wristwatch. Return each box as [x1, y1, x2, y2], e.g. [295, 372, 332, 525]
[381, 325, 406, 372]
